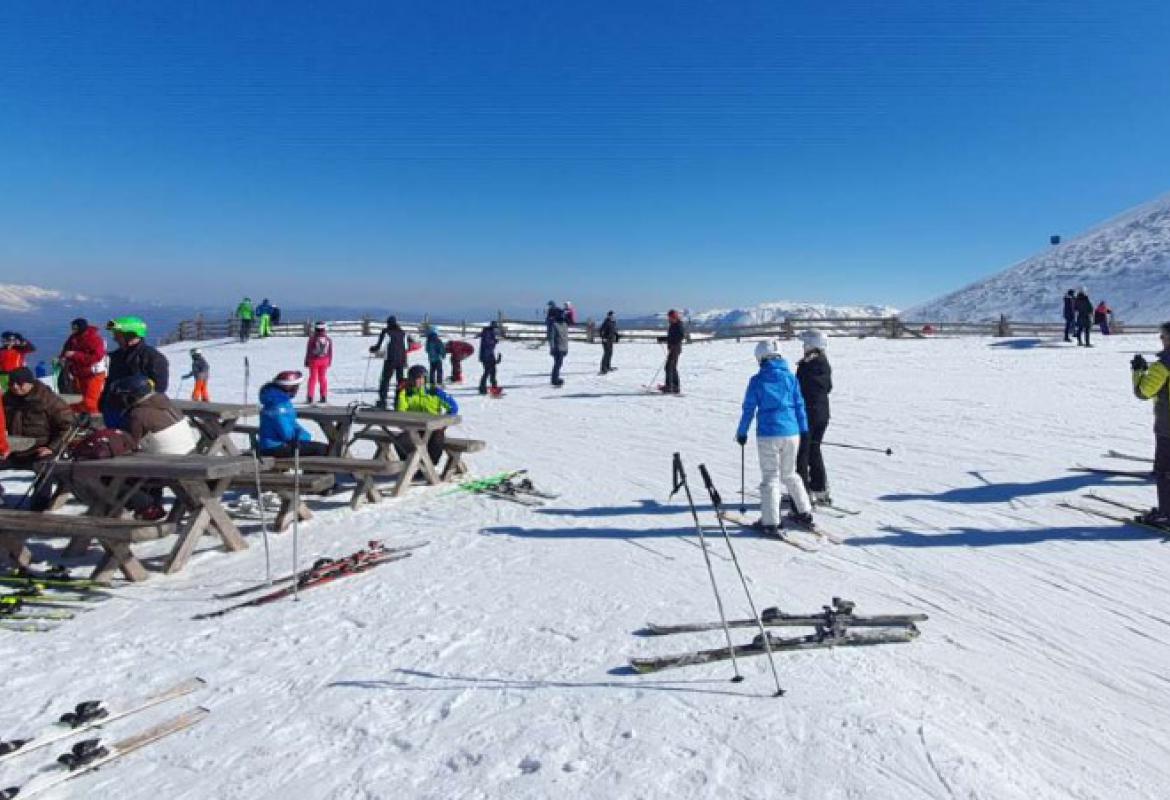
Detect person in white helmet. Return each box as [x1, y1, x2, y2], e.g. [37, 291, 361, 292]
[735, 340, 814, 532]
[796, 330, 832, 504]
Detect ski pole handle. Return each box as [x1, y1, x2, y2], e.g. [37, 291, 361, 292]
[698, 464, 722, 507]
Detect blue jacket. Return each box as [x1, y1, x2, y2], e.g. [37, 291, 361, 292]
[425, 332, 445, 364]
[256, 300, 274, 317]
[258, 383, 312, 452]
[736, 358, 809, 439]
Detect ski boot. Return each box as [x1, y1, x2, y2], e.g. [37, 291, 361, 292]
[59, 701, 108, 728]
[784, 511, 815, 531]
[57, 738, 109, 770]
[1137, 508, 1170, 529]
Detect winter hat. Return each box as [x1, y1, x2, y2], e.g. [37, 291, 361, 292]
[754, 340, 780, 362]
[799, 330, 828, 351]
[71, 317, 88, 332]
[189, 348, 201, 356]
[8, 367, 35, 386]
[606, 310, 614, 317]
[407, 364, 427, 382]
[387, 315, 398, 326]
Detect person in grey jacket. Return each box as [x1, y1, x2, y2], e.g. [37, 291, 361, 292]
[549, 307, 569, 387]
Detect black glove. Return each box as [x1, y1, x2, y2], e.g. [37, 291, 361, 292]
[495, 354, 502, 365]
[735, 433, 747, 446]
[368, 345, 378, 354]
[1131, 354, 1148, 371]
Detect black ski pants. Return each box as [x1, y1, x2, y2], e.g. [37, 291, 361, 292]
[1156, 435, 1170, 514]
[429, 360, 443, 386]
[1063, 316, 1075, 341]
[664, 345, 681, 392]
[260, 441, 330, 458]
[551, 352, 565, 384]
[393, 429, 446, 466]
[239, 318, 253, 342]
[1076, 314, 1092, 346]
[600, 341, 614, 373]
[797, 418, 830, 493]
[478, 360, 498, 393]
[378, 361, 405, 406]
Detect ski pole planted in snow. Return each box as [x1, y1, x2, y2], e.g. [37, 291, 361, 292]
[823, 441, 893, 456]
[292, 439, 302, 602]
[739, 442, 746, 515]
[243, 356, 251, 405]
[670, 452, 743, 683]
[360, 354, 374, 405]
[699, 464, 785, 697]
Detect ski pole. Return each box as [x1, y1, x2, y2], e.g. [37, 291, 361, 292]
[823, 441, 893, 456]
[251, 444, 273, 586]
[360, 354, 374, 405]
[292, 439, 302, 602]
[243, 356, 251, 405]
[19, 423, 82, 510]
[699, 464, 785, 697]
[670, 452, 742, 683]
[739, 442, 746, 515]
[173, 376, 186, 400]
[645, 344, 666, 391]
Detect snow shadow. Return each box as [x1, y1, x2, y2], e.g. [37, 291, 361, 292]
[845, 523, 1164, 548]
[986, 338, 1063, 350]
[534, 499, 718, 518]
[329, 669, 758, 698]
[879, 472, 1143, 504]
[482, 524, 701, 540]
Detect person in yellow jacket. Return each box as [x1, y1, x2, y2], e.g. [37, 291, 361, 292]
[1131, 321, 1170, 527]
[395, 364, 458, 465]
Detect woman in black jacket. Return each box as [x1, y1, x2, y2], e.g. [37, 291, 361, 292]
[795, 330, 832, 503]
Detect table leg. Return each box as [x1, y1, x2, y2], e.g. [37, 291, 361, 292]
[165, 479, 248, 574]
[0, 533, 32, 568]
[91, 542, 150, 582]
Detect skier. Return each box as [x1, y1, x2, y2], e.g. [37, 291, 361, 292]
[447, 339, 473, 384]
[257, 371, 329, 457]
[255, 298, 275, 338]
[102, 317, 168, 429]
[1094, 300, 1112, 336]
[395, 364, 459, 463]
[369, 316, 408, 408]
[235, 297, 255, 342]
[549, 305, 569, 387]
[477, 321, 502, 396]
[58, 318, 106, 414]
[599, 311, 619, 374]
[795, 330, 832, 504]
[304, 321, 333, 404]
[1074, 287, 1093, 347]
[425, 326, 445, 386]
[1130, 321, 1170, 527]
[1062, 289, 1076, 342]
[0, 332, 36, 392]
[656, 309, 685, 394]
[735, 341, 813, 532]
[184, 348, 211, 402]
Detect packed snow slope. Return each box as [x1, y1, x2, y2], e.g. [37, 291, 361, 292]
[3, 331, 1170, 799]
[909, 191, 1170, 323]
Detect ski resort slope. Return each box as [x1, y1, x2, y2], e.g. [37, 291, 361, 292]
[3, 332, 1169, 800]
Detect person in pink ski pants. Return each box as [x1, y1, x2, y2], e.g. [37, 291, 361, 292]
[303, 321, 333, 404]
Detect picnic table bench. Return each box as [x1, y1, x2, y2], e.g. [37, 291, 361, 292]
[270, 456, 403, 510]
[62, 454, 264, 575]
[173, 400, 259, 456]
[349, 429, 486, 480]
[0, 509, 175, 582]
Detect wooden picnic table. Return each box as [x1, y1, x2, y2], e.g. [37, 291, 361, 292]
[62, 454, 266, 575]
[173, 400, 259, 456]
[297, 405, 462, 497]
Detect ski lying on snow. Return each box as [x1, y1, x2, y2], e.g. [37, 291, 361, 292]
[0, 596, 97, 611]
[0, 706, 209, 800]
[643, 607, 928, 636]
[0, 572, 103, 590]
[714, 511, 819, 552]
[443, 470, 527, 496]
[0, 604, 73, 622]
[0, 677, 205, 762]
[1058, 502, 1170, 539]
[629, 626, 920, 673]
[1102, 449, 1153, 464]
[212, 541, 429, 600]
[0, 620, 59, 634]
[1070, 465, 1153, 479]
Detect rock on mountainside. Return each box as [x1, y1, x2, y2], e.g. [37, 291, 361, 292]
[908, 192, 1170, 323]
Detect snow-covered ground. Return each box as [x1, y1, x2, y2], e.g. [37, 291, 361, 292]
[3, 331, 1170, 799]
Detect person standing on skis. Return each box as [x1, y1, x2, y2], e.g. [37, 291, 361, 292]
[184, 348, 211, 402]
[370, 316, 408, 408]
[549, 306, 569, 387]
[735, 340, 813, 532]
[1130, 322, 1170, 527]
[656, 309, 685, 393]
[477, 321, 502, 395]
[598, 311, 619, 375]
[795, 330, 832, 504]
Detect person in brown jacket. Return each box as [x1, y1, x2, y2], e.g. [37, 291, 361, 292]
[2, 367, 75, 468]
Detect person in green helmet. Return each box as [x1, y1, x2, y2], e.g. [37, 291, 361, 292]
[100, 316, 169, 428]
[235, 297, 255, 341]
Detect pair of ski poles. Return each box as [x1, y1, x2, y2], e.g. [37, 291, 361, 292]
[671, 452, 785, 697]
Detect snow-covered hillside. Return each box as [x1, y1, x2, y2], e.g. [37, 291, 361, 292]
[631, 301, 898, 331]
[0, 283, 87, 313]
[3, 332, 1170, 799]
[909, 192, 1170, 323]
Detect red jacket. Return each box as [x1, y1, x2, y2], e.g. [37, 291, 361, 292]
[60, 326, 107, 380]
[0, 342, 34, 373]
[304, 333, 333, 367]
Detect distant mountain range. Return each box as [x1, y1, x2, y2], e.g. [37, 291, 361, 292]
[908, 191, 1170, 323]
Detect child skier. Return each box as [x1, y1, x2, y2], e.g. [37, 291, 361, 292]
[735, 340, 814, 532]
[185, 348, 211, 402]
[425, 326, 445, 385]
[447, 339, 474, 383]
[304, 322, 333, 404]
[395, 364, 459, 463]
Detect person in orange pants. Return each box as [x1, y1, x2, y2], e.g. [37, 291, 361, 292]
[59, 318, 106, 414]
[185, 349, 211, 402]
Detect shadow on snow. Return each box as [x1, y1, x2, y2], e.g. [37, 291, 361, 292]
[879, 471, 1144, 504]
[845, 523, 1163, 548]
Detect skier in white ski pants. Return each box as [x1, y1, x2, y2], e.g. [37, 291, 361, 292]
[736, 340, 813, 531]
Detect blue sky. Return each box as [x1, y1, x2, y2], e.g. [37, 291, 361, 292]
[1, 0, 1168, 317]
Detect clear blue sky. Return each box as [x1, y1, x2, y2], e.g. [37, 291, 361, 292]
[1, 0, 1168, 317]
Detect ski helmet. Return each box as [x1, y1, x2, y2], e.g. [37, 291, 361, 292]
[407, 364, 427, 382]
[273, 370, 304, 390]
[71, 317, 88, 332]
[107, 316, 148, 339]
[108, 374, 153, 408]
[314, 321, 327, 331]
[799, 330, 828, 351]
[754, 340, 780, 362]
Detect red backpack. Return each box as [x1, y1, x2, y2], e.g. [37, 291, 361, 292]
[69, 428, 136, 461]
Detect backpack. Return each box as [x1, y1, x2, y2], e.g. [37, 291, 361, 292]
[69, 428, 136, 461]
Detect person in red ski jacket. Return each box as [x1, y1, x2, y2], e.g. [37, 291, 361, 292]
[445, 339, 474, 383]
[59, 318, 107, 414]
[303, 322, 333, 404]
[0, 332, 36, 392]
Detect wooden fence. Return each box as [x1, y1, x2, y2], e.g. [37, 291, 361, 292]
[161, 313, 1159, 346]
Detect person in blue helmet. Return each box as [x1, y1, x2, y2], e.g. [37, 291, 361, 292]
[256, 370, 329, 458]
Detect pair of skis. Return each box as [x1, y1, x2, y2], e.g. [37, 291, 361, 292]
[194, 540, 426, 619]
[1060, 493, 1170, 540]
[631, 597, 925, 674]
[473, 477, 559, 507]
[1, 677, 208, 799]
[716, 510, 840, 552]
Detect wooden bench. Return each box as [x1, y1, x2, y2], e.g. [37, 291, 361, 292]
[271, 456, 403, 510]
[350, 430, 486, 480]
[227, 471, 335, 532]
[0, 509, 175, 582]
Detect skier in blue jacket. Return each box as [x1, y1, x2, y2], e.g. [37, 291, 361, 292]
[736, 340, 813, 532]
[257, 370, 329, 457]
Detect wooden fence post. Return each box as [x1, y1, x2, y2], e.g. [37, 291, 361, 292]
[362, 315, 371, 336]
[996, 314, 1011, 337]
[461, 320, 467, 338]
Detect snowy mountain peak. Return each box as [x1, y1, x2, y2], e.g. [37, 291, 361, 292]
[634, 301, 898, 331]
[0, 283, 87, 313]
[908, 191, 1170, 323]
